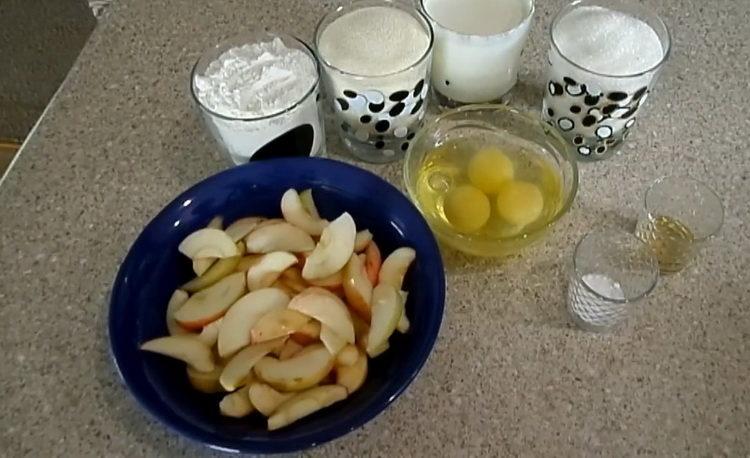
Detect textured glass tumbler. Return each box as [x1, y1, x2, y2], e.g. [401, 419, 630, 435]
[568, 230, 659, 332]
[542, 0, 671, 161]
[635, 176, 724, 274]
[315, 0, 434, 163]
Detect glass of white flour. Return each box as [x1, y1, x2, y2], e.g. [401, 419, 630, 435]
[567, 230, 659, 332]
[315, 0, 434, 163]
[542, 0, 670, 161]
[191, 32, 325, 165]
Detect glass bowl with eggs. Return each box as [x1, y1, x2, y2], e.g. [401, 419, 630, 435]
[404, 104, 578, 257]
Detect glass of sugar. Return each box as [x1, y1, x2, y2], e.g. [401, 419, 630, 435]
[315, 0, 434, 163]
[567, 229, 659, 332]
[420, 0, 534, 107]
[542, 0, 671, 161]
[191, 31, 325, 165]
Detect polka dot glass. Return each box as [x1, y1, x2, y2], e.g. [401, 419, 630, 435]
[542, 0, 670, 161]
[315, 0, 434, 163]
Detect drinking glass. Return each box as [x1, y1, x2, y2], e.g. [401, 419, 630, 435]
[635, 176, 724, 274]
[419, 0, 534, 107]
[315, 0, 434, 163]
[568, 230, 659, 332]
[542, 0, 671, 161]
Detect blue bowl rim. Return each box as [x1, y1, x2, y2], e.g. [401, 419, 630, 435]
[107, 157, 446, 454]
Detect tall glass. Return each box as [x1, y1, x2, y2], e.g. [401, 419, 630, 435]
[568, 230, 659, 332]
[315, 0, 434, 163]
[420, 0, 534, 107]
[542, 0, 671, 161]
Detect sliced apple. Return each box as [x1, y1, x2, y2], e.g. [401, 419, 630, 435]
[288, 287, 355, 343]
[178, 228, 238, 259]
[219, 386, 255, 418]
[336, 344, 359, 367]
[343, 253, 373, 321]
[217, 288, 290, 357]
[235, 254, 263, 273]
[140, 335, 214, 372]
[192, 255, 216, 276]
[364, 241, 382, 284]
[173, 272, 246, 330]
[246, 252, 298, 291]
[353, 230, 373, 253]
[290, 320, 321, 345]
[197, 317, 222, 347]
[207, 216, 224, 229]
[396, 290, 410, 334]
[249, 382, 294, 417]
[182, 251, 242, 293]
[187, 365, 224, 394]
[251, 308, 310, 344]
[307, 269, 343, 288]
[302, 213, 356, 280]
[245, 222, 316, 254]
[165, 289, 190, 336]
[281, 188, 328, 236]
[368, 340, 390, 357]
[253, 344, 335, 392]
[319, 324, 347, 355]
[254, 218, 285, 231]
[280, 267, 307, 293]
[299, 189, 321, 219]
[278, 339, 305, 361]
[378, 247, 416, 289]
[366, 284, 403, 357]
[267, 385, 347, 431]
[225, 217, 263, 242]
[336, 350, 368, 394]
[351, 312, 370, 351]
[219, 337, 286, 391]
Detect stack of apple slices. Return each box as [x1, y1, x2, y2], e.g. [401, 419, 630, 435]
[140, 188, 416, 430]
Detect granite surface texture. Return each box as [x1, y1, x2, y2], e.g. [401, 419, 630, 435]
[0, 0, 748, 456]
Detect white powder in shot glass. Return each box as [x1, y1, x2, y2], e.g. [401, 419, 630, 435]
[553, 6, 664, 76]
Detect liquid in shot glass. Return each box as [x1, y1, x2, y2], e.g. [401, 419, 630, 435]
[420, 0, 534, 106]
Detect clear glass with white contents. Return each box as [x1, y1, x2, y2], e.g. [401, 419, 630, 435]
[567, 230, 659, 332]
[315, 0, 434, 163]
[543, 0, 671, 161]
[191, 31, 325, 165]
[420, 0, 534, 107]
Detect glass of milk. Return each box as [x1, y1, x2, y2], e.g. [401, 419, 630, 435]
[420, 0, 534, 107]
[543, 0, 671, 161]
[315, 0, 434, 163]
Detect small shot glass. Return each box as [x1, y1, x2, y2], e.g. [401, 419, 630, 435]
[635, 176, 724, 274]
[567, 230, 659, 332]
[315, 0, 434, 163]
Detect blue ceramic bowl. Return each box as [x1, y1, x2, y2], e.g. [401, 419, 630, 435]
[109, 158, 445, 454]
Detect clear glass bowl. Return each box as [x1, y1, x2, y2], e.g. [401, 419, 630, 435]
[404, 104, 578, 256]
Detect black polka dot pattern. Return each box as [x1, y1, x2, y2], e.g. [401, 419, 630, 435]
[543, 76, 651, 158]
[413, 79, 425, 97]
[336, 98, 349, 111]
[368, 101, 384, 113]
[389, 90, 409, 102]
[389, 103, 405, 117]
[343, 90, 357, 98]
[360, 115, 371, 124]
[375, 120, 390, 133]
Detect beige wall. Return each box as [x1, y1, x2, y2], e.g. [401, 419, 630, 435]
[0, 0, 95, 139]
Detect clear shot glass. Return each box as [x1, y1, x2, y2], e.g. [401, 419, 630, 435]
[315, 0, 434, 163]
[634, 176, 724, 274]
[542, 0, 671, 161]
[567, 230, 659, 332]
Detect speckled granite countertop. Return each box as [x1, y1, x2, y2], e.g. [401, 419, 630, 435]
[1, 0, 748, 456]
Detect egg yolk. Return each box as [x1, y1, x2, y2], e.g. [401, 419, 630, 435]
[444, 185, 491, 233]
[467, 147, 515, 194]
[495, 180, 544, 227]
